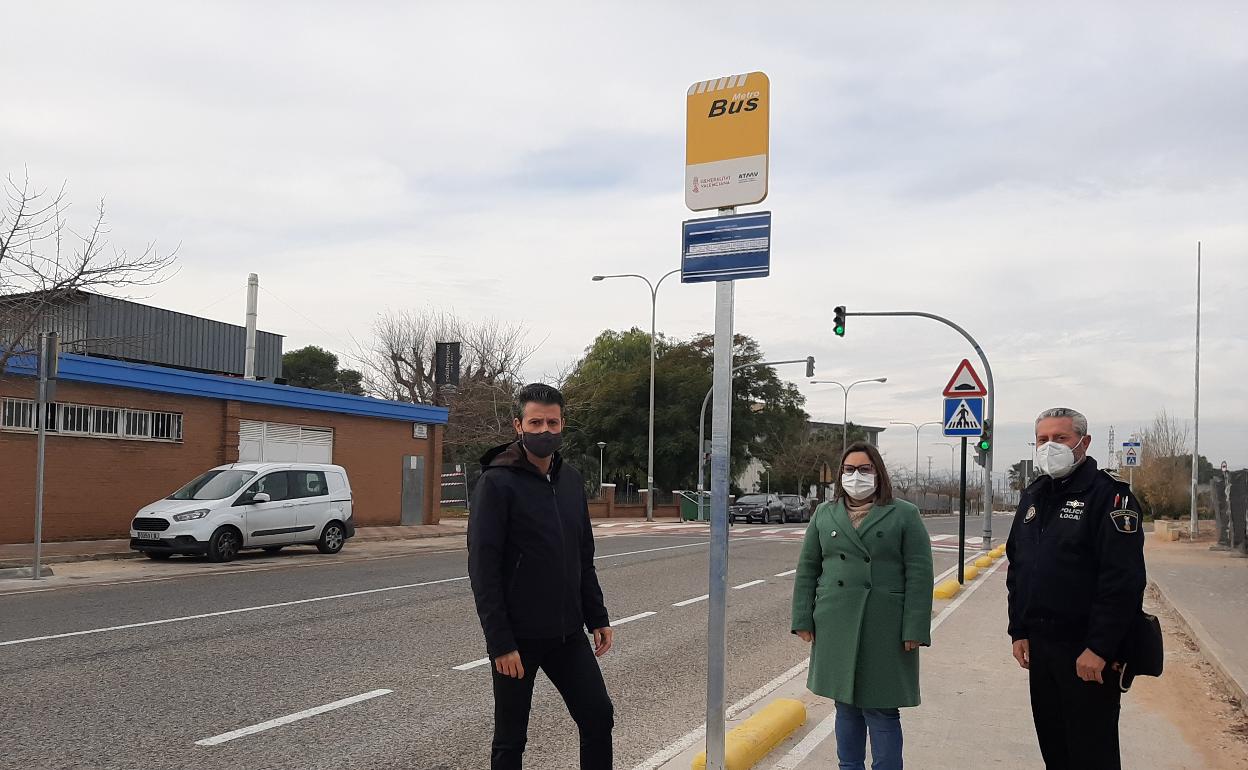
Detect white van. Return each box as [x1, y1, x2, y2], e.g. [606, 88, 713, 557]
[130, 462, 355, 562]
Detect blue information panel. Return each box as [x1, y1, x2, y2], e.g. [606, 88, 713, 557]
[943, 397, 985, 437]
[681, 211, 771, 284]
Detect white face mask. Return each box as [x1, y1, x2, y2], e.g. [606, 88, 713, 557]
[1036, 440, 1082, 479]
[841, 471, 877, 501]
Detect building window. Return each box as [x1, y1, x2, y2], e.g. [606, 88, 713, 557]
[151, 411, 182, 441]
[92, 407, 121, 437]
[1, 398, 35, 430]
[0, 398, 182, 443]
[61, 404, 92, 435]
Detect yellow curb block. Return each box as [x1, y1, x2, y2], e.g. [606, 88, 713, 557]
[963, 564, 980, 581]
[933, 578, 962, 599]
[692, 698, 806, 770]
[991, 545, 1006, 558]
[974, 555, 993, 569]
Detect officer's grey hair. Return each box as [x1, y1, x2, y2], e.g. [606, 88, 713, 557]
[1035, 407, 1088, 436]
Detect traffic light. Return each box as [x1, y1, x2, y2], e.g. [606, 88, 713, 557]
[833, 306, 847, 337]
[975, 419, 993, 467]
[805, 356, 815, 378]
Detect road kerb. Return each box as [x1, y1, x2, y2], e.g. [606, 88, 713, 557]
[962, 564, 980, 581]
[691, 698, 806, 770]
[933, 578, 961, 599]
[974, 555, 993, 569]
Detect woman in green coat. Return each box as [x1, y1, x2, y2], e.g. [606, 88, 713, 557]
[791, 442, 934, 770]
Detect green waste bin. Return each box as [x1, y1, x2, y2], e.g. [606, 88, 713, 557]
[679, 492, 710, 521]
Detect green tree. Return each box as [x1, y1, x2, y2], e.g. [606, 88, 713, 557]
[560, 329, 809, 495]
[282, 346, 365, 395]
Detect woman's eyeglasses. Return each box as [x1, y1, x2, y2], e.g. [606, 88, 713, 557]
[841, 464, 876, 476]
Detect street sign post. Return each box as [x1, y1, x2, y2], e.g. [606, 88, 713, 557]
[938, 358, 987, 584]
[686, 72, 770, 211]
[692, 69, 770, 770]
[681, 211, 771, 283]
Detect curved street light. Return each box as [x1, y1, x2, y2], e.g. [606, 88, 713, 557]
[890, 420, 943, 489]
[808, 377, 888, 448]
[592, 269, 682, 521]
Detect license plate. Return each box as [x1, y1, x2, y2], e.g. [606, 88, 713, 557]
[137, 531, 163, 541]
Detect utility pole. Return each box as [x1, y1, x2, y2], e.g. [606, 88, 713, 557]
[1191, 242, 1202, 538]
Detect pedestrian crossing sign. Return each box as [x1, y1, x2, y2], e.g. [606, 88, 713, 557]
[1122, 441, 1142, 467]
[943, 397, 985, 437]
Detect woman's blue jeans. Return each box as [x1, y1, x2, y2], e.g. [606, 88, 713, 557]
[834, 701, 902, 770]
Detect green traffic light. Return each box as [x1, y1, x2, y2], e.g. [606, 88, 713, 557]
[834, 325, 845, 336]
[978, 439, 991, 451]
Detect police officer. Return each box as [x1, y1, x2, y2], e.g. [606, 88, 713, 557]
[1006, 407, 1145, 770]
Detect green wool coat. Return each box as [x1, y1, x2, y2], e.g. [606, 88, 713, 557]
[791, 499, 934, 709]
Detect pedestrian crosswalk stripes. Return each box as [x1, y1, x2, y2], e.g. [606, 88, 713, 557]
[591, 521, 986, 549]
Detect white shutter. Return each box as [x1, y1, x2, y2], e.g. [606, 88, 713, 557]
[237, 420, 333, 462]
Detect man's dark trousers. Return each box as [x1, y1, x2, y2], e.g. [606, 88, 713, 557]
[490, 633, 614, 769]
[1028, 634, 1122, 770]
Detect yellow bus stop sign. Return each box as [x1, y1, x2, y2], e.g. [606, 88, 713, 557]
[686, 71, 770, 211]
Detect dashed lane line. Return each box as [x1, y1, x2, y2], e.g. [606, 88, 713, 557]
[774, 569, 797, 577]
[733, 579, 766, 590]
[672, 594, 709, 607]
[195, 689, 392, 747]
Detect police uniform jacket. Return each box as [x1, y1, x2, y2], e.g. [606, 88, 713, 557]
[1005, 456, 1146, 661]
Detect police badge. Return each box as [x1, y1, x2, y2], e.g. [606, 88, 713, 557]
[1024, 506, 1037, 523]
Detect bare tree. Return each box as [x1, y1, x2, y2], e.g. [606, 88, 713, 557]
[1135, 409, 1192, 517]
[356, 308, 536, 463]
[0, 173, 175, 372]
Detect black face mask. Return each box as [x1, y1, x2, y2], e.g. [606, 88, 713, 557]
[521, 431, 563, 459]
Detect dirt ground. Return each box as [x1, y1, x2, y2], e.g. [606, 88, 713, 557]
[1133, 586, 1248, 769]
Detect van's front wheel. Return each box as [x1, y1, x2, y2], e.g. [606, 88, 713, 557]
[317, 522, 346, 555]
[207, 527, 241, 562]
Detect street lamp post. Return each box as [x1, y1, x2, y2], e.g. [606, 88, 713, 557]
[593, 269, 682, 522]
[597, 441, 607, 490]
[808, 378, 888, 449]
[891, 421, 942, 497]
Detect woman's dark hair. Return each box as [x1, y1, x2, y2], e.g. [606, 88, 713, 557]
[833, 441, 895, 505]
[514, 383, 565, 419]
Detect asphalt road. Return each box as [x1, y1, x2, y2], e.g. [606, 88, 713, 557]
[0, 516, 1001, 770]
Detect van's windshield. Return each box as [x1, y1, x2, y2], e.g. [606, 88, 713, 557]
[168, 470, 258, 501]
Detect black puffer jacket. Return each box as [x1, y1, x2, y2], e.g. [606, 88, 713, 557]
[468, 441, 610, 658]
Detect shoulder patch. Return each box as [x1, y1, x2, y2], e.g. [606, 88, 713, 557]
[1110, 509, 1140, 533]
[1024, 505, 1037, 523]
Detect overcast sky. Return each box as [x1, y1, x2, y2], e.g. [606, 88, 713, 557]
[4, 1, 1246, 477]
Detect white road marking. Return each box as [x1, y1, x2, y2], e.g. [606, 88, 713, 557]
[595, 523, 621, 528]
[771, 707, 838, 769]
[0, 575, 471, 648]
[931, 556, 1006, 632]
[2, 542, 710, 648]
[930, 534, 954, 542]
[613, 611, 657, 626]
[672, 594, 709, 607]
[624, 524, 648, 529]
[453, 658, 490, 671]
[759, 528, 782, 534]
[774, 569, 796, 577]
[933, 553, 986, 584]
[195, 689, 392, 746]
[733, 579, 766, 590]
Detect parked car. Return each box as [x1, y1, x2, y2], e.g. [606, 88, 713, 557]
[729, 493, 785, 524]
[129, 463, 355, 562]
[779, 495, 811, 523]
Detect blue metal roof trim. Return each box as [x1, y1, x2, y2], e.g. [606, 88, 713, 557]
[3, 353, 449, 425]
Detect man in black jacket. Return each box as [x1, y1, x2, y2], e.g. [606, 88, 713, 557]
[468, 383, 614, 769]
[1006, 407, 1145, 770]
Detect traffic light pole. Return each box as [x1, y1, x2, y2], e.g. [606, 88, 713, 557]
[959, 437, 968, 583]
[843, 310, 996, 549]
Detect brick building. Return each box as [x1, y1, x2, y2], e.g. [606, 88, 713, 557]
[0, 353, 448, 544]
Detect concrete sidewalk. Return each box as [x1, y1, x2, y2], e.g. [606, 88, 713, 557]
[1147, 536, 1248, 717]
[654, 555, 1248, 769]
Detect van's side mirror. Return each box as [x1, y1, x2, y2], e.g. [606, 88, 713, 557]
[251, 492, 271, 504]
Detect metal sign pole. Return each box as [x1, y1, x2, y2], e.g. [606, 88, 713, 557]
[706, 274, 734, 770]
[32, 332, 55, 580]
[958, 438, 968, 584]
